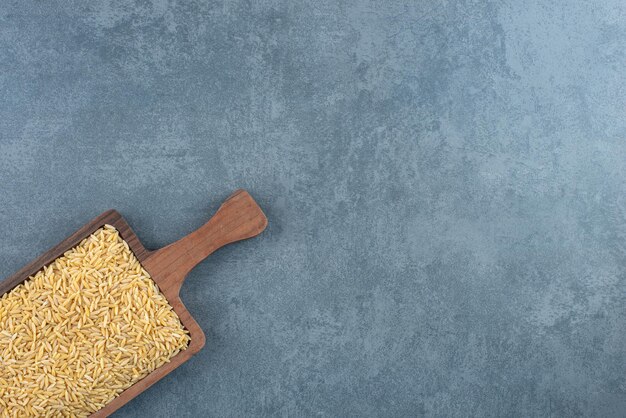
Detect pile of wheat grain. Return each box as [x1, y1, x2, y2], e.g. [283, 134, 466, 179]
[0, 225, 190, 417]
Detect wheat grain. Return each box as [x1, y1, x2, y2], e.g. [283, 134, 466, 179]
[0, 226, 190, 417]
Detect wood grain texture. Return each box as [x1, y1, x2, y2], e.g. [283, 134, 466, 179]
[0, 189, 268, 417]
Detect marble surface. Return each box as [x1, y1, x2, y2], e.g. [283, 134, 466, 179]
[0, 1, 625, 416]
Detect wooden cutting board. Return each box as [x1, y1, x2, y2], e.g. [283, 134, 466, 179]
[0, 189, 268, 417]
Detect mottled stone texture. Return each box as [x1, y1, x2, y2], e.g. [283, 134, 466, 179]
[0, 1, 624, 417]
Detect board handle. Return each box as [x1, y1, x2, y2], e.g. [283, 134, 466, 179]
[143, 189, 268, 295]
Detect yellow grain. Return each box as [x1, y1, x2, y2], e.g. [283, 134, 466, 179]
[0, 226, 190, 417]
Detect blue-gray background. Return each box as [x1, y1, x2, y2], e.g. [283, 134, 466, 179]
[1, 1, 625, 417]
